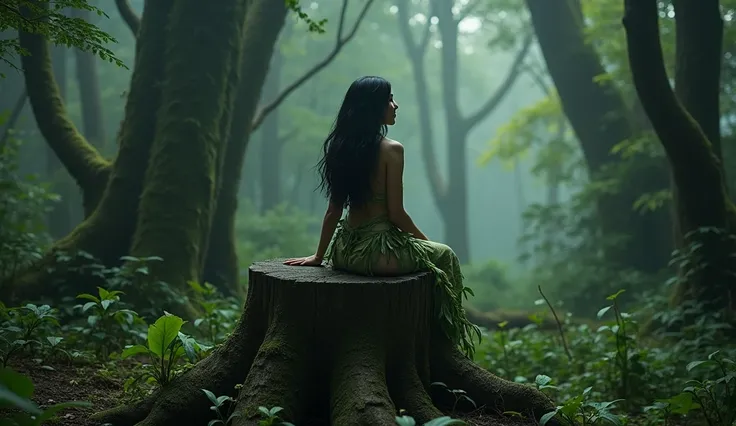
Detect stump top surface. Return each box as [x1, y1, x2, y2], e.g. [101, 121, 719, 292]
[250, 259, 431, 284]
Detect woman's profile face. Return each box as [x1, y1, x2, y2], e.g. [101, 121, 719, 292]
[383, 93, 399, 126]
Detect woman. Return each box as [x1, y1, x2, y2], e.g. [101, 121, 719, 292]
[284, 76, 479, 355]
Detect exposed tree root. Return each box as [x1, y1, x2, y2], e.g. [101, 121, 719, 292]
[430, 329, 555, 419]
[95, 260, 556, 426]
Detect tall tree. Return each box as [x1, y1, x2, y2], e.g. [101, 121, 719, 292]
[622, 0, 736, 313]
[396, 0, 532, 262]
[3, 0, 244, 313]
[525, 0, 673, 273]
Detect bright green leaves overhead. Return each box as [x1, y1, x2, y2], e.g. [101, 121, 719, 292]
[285, 0, 328, 33]
[0, 0, 126, 75]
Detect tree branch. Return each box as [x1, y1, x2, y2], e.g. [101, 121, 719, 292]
[114, 0, 141, 37]
[622, 0, 709, 180]
[464, 31, 533, 129]
[456, 0, 483, 22]
[250, 0, 375, 131]
[17, 5, 109, 194]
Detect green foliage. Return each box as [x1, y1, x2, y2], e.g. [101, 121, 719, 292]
[0, 0, 126, 75]
[285, 0, 327, 34]
[72, 286, 144, 359]
[235, 201, 319, 284]
[201, 388, 241, 426]
[0, 303, 59, 367]
[0, 367, 91, 425]
[461, 259, 514, 311]
[187, 280, 240, 345]
[474, 287, 734, 426]
[120, 312, 204, 387]
[256, 406, 295, 426]
[0, 135, 56, 288]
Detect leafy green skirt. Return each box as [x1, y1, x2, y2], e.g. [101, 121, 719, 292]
[325, 215, 480, 356]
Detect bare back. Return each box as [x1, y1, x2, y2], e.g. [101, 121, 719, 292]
[345, 137, 397, 226]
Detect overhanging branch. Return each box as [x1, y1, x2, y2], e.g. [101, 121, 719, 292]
[464, 32, 534, 129]
[18, 6, 110, 194]
[114, 0, 140, 37]
[250, 0, 375, 131]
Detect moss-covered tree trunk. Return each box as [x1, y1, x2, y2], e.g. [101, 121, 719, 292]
[202, 0, 288, 296]
[622, 0, 736, 314]
[3, 0, 247, 311]
[94, 260, 555, 426]
[124, 0, 246, 302]
[525, 0, 674, 274]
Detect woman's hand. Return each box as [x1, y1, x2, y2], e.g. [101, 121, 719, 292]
[283, 254, 324, 266]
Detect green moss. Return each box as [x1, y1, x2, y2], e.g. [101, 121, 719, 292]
[18, 4, 110, 202]
[203, 0, 288, 292]
[130, 0, 247, 293]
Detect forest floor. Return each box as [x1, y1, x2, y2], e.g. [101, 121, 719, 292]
[6, 358, 538, 426]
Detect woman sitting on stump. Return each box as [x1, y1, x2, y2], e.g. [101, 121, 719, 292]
[285, 76, 479, 355]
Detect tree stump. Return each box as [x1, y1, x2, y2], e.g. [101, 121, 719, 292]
[94, 259, 555, 426]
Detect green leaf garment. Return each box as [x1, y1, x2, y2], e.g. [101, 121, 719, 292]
[325, 214, 482, 357]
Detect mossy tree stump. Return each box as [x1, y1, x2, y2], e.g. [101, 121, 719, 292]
[95, 259, 555, 426]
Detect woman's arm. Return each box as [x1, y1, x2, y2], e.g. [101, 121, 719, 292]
[385, 142, 429, 240]
[314, 198, 343, 260]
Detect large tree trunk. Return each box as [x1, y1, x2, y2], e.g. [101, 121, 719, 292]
[93, 260, 555, 426]
[201, 0, 288, 296]
[622, 0, 736, 313]
[525, 0, 673, 274]
[125, 0, 246, 302]
[3, 0, 175, 301]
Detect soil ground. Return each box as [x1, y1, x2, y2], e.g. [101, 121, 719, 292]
[4, 358, 541, 426]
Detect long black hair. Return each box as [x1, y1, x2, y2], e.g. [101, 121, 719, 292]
[316, 76, 391, 209]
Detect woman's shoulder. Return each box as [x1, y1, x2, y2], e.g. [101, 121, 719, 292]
[380, 137, 404, 152]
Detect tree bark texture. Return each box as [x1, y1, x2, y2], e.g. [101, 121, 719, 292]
[622, 0, 736, 312]
[3, 0, 181, 302]
[202, 0, 288, 296]
[94, 260, 555, 426]
[525, 0, 673, 274]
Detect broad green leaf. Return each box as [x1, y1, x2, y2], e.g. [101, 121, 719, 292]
[76, 294, 99, 303]
[0, 386, 40, 415]
[0, 368, 33, 400]
[148, 314, 185, 358]
[424, 416, 467, 426]
[120, 344, 149, 359]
